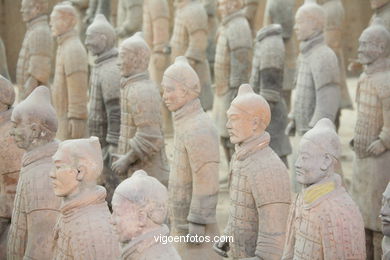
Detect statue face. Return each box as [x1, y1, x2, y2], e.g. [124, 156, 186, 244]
[381, 185, 390, 236]
[358, 30, 384, 65]
[85, 29, 107, 56]
[226, 108, 256, 145]
[294, 11, 319, 41]
[9, 115, 37, 151]
[295, 139, 328, 185]
[161, 76, 189, 112]
[118, 48, 135, 77]
[21, 0, 40, 22]
[370, 0, 390, 9]
[50, 148, 80, 198]
[50, 9, 72, 37]
[111, 195, 142, 242]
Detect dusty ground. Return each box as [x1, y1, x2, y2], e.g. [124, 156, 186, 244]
[163, 77, 359, 257]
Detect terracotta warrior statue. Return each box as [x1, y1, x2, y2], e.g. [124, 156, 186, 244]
[287, 2, 340, 191]
[0, 76, 23, 259]
[111, 33, 169, 186]
[70, 0, 89, 40]
[212, 0, 252, 162]
[0, 37, 10, 80]
[50, 137, 120, 259]
[201, 0, 218, 76]
[162, 56, 220, 260]
[7, 86, 61, 260]
[85, 14, 121, 204]
[143, 0, 173, 135]
[350, 22, 390, 260]
[170, 0, 213, 111]
[263, 0, 296, 109]
[318, 0, 352, 112]
[381, 183, 390, 260]
[282, 118, 366, 259]
[370, 0, 390, 32]
[50, 2, 88, 140]
[111, 170, 181, 260]
[116, 0, 143, 41]
[84, 0, 111, 25]
[250, 24, 292, 166]
[243, 0, 259, 35]
[17, 0, 52, 101]
[214, 84, 291, 259]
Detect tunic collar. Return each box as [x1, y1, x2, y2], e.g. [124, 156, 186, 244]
[120, 72, 149, 88]
[121, 225, 169, 259]
[302, 174, 342, 208]
[56, 29, 78, 45]
[364, 57, 390, 75]
[299, 32, 325, 54]
[95, 48, 118, 65]
[22, 140, 59, 167]
[222, 10, 245, 26]
[173, 98, 202, 121]
[235, 132, 270, 161]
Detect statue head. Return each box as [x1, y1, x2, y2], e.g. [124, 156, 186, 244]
[217, 0, 242, 19]
[381, 183, 390, 236]
[294, 2, 325, 41]
[162, 56, 200, 112]
[295, 118, 341, 186]
[10, 86, 57, 151]
[50, 136, 103, 199]
[226, 84, 271, 145]
[358, 20, 390, 65]
[0, 75, 15, 113]
[85, 14, 116, 56]
[111, 170, 168, 243]
[370, 0, 390, 10]
[118, 32, 150, 77]
[21, 0, 49, 22]
[50, 2, 78, 37]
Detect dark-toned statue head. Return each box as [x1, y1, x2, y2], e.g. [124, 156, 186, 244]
[295, 118, 341, 186]
[10, 86, 57, 151]
[226, 84, 271, 145]
[85, 14, 116, 56]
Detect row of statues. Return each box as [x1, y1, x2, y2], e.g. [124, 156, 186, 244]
[0, 0, 390, 259]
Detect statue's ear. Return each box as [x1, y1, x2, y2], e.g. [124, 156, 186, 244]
[320, 153, 333, 171]
[138, 207, 148, 227]
[30, 122, 41, 139]
[76, 165, 87, 181]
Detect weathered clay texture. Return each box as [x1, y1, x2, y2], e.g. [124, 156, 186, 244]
[162, 56, 220, 260]
[215, 84, 291, 259]
[112, 33, 169, 186]
[0, 37, 10, 80]
[370, 0, 390, 32]
[51, 137, 120, 260]
[351, 22, 390, 260]
[143, 0, 173, 135]
[243, 0, 259, 35]
[250, 24, 292, 166]
[319, 0, 352, 111]
[0, 76, 23, 259]
[282, 118, 366, 260]
[212, 0, 252, 162]
[17, 0, 52, 101]
[85, 14, 121, 204]
[111, 170, 181, 260]
[51, 2, 89, 140]
[170, 0, 213, 111]
[202, 0, 218, 75]
[263, 0, 296, 108]
[116, 0, 143, 40]
[84, 0, 111, 25]
[70, 0, 90, 41]
[7, 86, 61, 260]
[381, 183, 390, 260]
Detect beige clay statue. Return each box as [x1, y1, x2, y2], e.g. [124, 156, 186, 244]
[50, 2, 89, 140]
[111, 33, 169, 186]
[350, 21, 390, 260]
[214, 84, 291, 260]
[0, 76, 23, 259]
[17, 0, 53, 101]
[282, 118, 366, 259]
[162, 56, 220, 260]
[7, 86, 61, 260]
[51, 137, 120, 260]
[143, 0, 173, 135]
[381, 183, 390, 260]
[85, 14, 121, 204]
[170, 0, 213, 111]
[212, 0, 252, 162]
[111, 170, 181, 260]
[116, 0, 143, 41]
[0, 37, 10, 80]
[370, 0, 390, 32]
